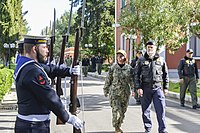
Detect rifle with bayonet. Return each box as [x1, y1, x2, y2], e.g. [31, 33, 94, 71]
[49, 8, 56, 64]
[55, 34, 68, 124]
[69, 28, 82, 133]
[55, 0, 73, 124]
[69, 0, 86, 132]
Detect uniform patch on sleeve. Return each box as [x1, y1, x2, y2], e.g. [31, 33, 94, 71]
[38, 75, 46, 85]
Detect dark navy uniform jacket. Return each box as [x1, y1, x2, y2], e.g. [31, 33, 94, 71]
[82, 58, 90, 66]
[14, 56, 71, 123]
[95, 56, 103, 64]
[178, 56, 199, 79]
[134, 53, 169, 90]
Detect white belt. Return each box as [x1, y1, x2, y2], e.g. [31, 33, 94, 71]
[17, 114, 50, 122]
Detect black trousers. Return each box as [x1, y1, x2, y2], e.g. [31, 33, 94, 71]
[15, 117, 50, 133]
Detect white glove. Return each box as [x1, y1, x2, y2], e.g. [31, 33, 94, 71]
[70, 65, 80, 75]
[67, 113, 83, 129]
[60, 63, 66, 68]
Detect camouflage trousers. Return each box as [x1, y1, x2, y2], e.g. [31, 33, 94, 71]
[110, 95, 129, 128]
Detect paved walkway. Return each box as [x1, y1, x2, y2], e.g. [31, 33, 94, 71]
[88, 71, 200, 103]
[0, 71, 199, 133]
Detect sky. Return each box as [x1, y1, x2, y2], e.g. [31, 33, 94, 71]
[22, 0, 71, 35]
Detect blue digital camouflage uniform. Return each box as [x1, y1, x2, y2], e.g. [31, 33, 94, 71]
[103, 63, 134, 129]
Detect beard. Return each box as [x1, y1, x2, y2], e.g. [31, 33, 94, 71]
[147, 51, 155, 59]
[36, 50, 47, 64]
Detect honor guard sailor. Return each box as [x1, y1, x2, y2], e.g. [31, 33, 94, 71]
[14, 35, 83, 133]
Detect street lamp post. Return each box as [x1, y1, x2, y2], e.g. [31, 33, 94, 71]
[85, 43, 93, 48]
[3, 43, 16, 69]
[84, 43, 93, 54]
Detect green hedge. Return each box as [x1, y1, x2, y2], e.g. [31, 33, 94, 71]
[4, 63, 16, 70]
[0, 68, 14, 101]
[102, 64, 111, 72]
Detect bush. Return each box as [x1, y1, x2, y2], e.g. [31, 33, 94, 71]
[102, 64, 111, 72]
[0, 64, 4, 69]
[4, 63, 16, 70]
[0, 68, 14, 101]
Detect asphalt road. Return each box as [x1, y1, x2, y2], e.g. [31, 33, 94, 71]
[0, 75, 199, 133]
[51, 76, 200, 133]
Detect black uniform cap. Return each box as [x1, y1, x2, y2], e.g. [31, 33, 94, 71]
[186, 49, 193, 53]
[145, 41, 156, 47]
[23, 35, 47, 45]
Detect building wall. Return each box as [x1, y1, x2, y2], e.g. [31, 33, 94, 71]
[166, 44, 200, 78]
[64, 47, 74, 58]
[166, 45, 186, 69]
[166, 44, 200, 69]
[115, 0, 132, 62]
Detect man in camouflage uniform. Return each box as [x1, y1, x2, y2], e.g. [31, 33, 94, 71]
[103, 50, 134, 133]
[178, 49, 200, 109]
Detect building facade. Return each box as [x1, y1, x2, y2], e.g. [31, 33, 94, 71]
[115, 0, 200, 78]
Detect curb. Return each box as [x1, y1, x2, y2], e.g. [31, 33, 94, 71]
[88, 72, 200, 105]
[88, 72, 107, 80]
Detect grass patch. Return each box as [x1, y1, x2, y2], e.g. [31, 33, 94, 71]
[169, 81, 200, 97]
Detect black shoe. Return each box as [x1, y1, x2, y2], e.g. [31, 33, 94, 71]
[193, 104, 200, 109]
[196, 104, 200, 108]
[161, 131, 168, 133]
[136, 101, 141, 105]
[144, 130, 151, 133]
[181, 103, 185, 107]
[144, 129, 151, 133]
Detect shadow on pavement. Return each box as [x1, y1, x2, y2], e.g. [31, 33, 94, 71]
[164, 99, 200, 133]
[166, 111, 200, 133]
[79, 94, 110, 111]
[87, 131, 144, 133]
[0, 120, 15, 123]
[0, 127, 14, 130]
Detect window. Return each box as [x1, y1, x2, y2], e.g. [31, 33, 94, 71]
[120, 34, 126, 50]
[189, 35, 200, 57]
[121, 0, 127, 9]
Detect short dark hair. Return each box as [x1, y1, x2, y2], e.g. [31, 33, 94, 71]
[24, 43, 35, 53]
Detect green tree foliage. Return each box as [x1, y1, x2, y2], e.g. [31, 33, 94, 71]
[119, 0, 200, 53]
[0, 0, 28, 65]
[74, 0, 115, 60]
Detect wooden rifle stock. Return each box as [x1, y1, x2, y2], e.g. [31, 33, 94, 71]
[56, 35, 69, 124]
[69, 28, 81, 133]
